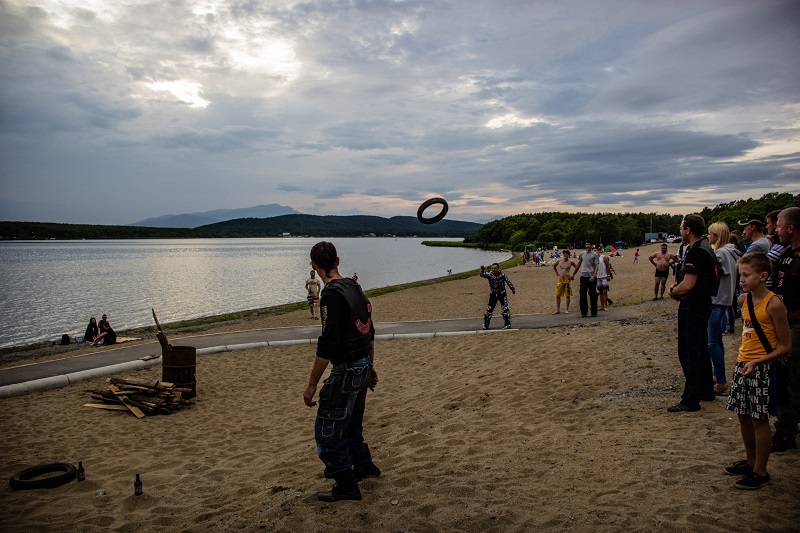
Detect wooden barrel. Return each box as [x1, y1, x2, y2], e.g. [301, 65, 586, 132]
[161, 345, 197, 399]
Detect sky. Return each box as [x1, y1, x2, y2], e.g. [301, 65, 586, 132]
[0, 0, 799, 225]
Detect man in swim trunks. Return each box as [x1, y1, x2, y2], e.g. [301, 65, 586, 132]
[649, 244, 677, 300]
[305, 270, 322, 319]
[552, 250, 576, 314]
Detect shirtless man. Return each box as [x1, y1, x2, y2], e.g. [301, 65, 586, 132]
[552, 250, 576, 314]
[649, 243, 676, 300]
[305, 270, 322, 319]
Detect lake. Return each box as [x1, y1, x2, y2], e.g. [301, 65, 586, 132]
[0, 238, 509, 348]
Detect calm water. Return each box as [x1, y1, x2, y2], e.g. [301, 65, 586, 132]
[0, 238, 509, 348]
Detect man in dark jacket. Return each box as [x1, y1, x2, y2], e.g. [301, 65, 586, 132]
[303, 241, 381, 502]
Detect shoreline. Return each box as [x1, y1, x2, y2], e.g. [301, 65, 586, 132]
[0, 254, 518, 367]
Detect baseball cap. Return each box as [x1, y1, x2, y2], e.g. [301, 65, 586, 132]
[738, 214, 766, 226]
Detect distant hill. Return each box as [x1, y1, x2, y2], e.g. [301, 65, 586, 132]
[0, 214, 481, 240]
[129, 204, 300, 228]
[201, 214, 481, 238]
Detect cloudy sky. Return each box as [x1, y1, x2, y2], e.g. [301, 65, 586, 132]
[1, 0, 798, 225]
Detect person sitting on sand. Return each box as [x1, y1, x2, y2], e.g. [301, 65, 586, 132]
[84, 317, 99, 344]
[649, 244, 677, 300]
[93, 315, 117, 346]
[552, 250, 576, 314]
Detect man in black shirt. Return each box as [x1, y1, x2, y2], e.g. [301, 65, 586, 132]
[772, 207, 800, 452]
[303, 242, 380, 501]
[667, 214, 716, 412]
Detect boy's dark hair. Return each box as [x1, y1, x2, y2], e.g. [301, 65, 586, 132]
[682, 214, 705, 237]
[310, 241, 338, 277]
[766, 210, 781, 225]
[738, 252, 772, 275]
[491, 262, 500, 268]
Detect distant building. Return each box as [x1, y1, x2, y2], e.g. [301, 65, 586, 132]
[644, 232, 669, 242]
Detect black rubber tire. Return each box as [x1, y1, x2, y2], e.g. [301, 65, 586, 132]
[417, 197, 448, 224]
[9, 463, 77, 490]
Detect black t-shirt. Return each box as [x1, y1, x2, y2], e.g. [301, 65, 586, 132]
[775, 246, 800, 323]
[316, 278, 374, 363]
[679, 239, 715, 305]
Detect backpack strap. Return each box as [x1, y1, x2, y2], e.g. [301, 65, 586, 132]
[747, 292, 774, 354]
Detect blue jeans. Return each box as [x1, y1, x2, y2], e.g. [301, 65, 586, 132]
[315, 356, 373, 478]
[707, 305, 727, 384]
[724, 305, 736, 333]
[677, 301, 714, 408]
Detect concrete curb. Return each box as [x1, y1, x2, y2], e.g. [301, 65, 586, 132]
[0, 329, 514, 399]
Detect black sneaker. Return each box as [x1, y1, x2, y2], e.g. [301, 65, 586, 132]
[667, 403, 700, 412]
[502, 324, 512, 330]
[724, 460, 753, 476]
[771, 433, 797, 453]
[734, 472, 771, 490]
[354, 462, 381, 482]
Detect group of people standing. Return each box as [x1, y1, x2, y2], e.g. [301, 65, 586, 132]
[663, 208, 800, 490]
[550, 242, 615, 317]
[83, 314, 116, 347]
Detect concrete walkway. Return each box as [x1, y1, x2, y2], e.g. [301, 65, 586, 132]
[0, 305, 652, 398]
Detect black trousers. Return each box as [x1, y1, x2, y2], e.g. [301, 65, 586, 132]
[579, 276, 598, 317]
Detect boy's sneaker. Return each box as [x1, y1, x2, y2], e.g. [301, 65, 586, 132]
[502, 324, 512, 330]
[724, 460, 753, 476]
[734, 472, 771, 490]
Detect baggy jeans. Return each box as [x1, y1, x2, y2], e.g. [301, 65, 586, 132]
[315, 356, 374, 478]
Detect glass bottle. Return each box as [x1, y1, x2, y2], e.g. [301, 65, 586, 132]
[77, 461, 85, 482]
[134, 473, 142, 496]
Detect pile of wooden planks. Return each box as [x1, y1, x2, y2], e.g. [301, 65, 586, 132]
[84, 377, 194, 419]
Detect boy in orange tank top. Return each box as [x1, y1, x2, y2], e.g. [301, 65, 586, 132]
[724, 253, 790, 489]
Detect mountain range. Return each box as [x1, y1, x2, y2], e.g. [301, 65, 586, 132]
[129, 204, 300, 228]
[130, 204, 500, 228]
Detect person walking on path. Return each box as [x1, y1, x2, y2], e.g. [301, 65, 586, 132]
[572, 241, 599, 318]
[552, 250, 576, 314]
[666, 215, 717, 413]
[303, 241, 381, 502]
[480, 263, 515, 329]
[634, 248, 640, 263]
[724, 252, 790, 489]
[649, 244, 677, 300]
[771, 206, 800, 453]
[706, 222, 742, 396]
[305, 269, 322, 319]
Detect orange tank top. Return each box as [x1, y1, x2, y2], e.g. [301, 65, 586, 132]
[738, 291, 779, 363]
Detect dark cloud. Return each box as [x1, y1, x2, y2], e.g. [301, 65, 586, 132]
[0, 0, 798, 224]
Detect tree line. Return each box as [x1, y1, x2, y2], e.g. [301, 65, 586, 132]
[466, 192, 799, 251]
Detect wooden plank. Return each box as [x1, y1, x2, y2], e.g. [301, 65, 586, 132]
[108, 385, 146, 419]
[84, 403, 129, 411]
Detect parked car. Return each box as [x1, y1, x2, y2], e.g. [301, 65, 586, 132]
[666, 235, 681, 243]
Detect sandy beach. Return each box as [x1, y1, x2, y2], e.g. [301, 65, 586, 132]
[1, 242, 798, 532]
